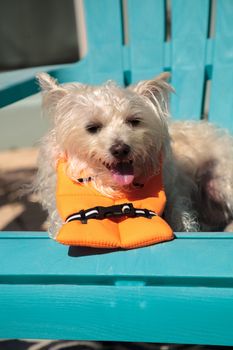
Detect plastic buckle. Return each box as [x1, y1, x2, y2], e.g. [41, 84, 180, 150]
[104, 205, 123, 218]
[93, 206, 117, 220]
[95, 205, 125, 219]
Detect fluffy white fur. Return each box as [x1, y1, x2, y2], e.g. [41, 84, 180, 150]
[35, 72, 233, 238]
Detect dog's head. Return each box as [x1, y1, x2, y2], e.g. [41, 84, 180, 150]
[37, 72, 173, 191]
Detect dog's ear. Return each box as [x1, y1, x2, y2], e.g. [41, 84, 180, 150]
[37, 72, 60, 91]
[131, 72, 174, 115]
[36, 72, 68, 117]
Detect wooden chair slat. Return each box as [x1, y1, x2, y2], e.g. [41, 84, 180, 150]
[1, 284, 233, 344]
[209, 0, 233, 131]
[126, 0, 165, 83]
[83, 0, 124, 84]
[170, 0, 209, 120]
[1, 233, 233, 282]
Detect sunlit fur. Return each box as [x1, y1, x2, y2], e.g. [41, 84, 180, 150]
[34, 72, 233, 238]
[169, 121, 233, 231]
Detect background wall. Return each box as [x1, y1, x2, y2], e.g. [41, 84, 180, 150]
[0, 0, 87, 71]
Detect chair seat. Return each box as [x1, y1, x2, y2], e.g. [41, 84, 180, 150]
[1, 232, 233, 344]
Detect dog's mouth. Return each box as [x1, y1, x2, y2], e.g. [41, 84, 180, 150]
[103, 160, 134, 186]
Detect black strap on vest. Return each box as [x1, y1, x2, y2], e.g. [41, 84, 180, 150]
[65, 203, 157, 224]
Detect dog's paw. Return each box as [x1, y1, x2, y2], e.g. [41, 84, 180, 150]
[224, 221, 233, 232]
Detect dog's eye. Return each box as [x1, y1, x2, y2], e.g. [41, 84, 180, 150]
[86, 123, 102, 134]
[126, 118, 141, 127]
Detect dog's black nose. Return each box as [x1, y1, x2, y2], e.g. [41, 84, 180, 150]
[110, 142, 131, 160]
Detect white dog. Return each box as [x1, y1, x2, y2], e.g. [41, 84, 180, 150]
[34, 72, 233, 238]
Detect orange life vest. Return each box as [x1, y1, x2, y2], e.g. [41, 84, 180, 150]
[55, 159, 174, 249]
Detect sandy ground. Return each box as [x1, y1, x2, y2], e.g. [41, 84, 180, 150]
[0, 147, 47, 232]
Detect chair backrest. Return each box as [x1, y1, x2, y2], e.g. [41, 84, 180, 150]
[81, 0, 233, 130]
[1, 0, 233, 132]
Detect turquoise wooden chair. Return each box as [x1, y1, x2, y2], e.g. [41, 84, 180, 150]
[1, 0, 233, 346]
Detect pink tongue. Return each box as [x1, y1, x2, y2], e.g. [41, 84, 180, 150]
[112, 173, 135, 186]
[111, 162, 134, 186]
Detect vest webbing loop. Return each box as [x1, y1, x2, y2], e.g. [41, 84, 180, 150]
[65, 203, 157, 224]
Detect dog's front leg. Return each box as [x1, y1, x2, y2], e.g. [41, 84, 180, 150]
[164, 195, 200, 232]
